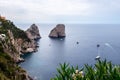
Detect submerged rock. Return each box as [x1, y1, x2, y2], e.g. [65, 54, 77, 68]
[26, 24, 41, 40]
[49, 24, 66, 38]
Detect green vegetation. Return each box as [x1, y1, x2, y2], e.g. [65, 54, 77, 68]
[51, 60, 120, 80]
[0, 48, 28, 80]
[0, 18, 31, 80]
[0, 18, 30, 41]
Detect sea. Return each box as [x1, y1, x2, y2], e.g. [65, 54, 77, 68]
[16, 24, 120, 80]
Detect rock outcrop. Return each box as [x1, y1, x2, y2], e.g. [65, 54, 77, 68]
[22, 24, 41, 53]
[0, 20, 40, 62]
[49, 24, 66, 38]
[26, 24, 41, 40]
[0, 16, 34, 80]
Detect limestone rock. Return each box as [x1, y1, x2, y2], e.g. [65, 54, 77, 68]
[49, 24, 66, 38]
[0, 34, 6, 41]
[26, 24, 41, 40]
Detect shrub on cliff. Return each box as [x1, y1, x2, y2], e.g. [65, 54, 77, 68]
[0, 51, 30, 80]
[0, 18, 31, 80]
[0, 18, 30, 42]
[51, 60, 120, 80]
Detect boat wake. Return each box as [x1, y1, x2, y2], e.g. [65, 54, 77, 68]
[105, 43, 117, 53]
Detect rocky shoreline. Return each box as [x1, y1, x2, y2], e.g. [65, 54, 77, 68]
[8, 24, 41, 63]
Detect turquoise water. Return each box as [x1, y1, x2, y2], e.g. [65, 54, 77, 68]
[19, 24, 120, 80]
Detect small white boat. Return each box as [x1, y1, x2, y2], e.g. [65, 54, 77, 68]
[95, 56, 100, 60]
[95, 44, 101, 60]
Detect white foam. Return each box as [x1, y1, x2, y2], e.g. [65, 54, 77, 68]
[105, 43, 117, 53]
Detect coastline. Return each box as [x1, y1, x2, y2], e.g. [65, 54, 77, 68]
[0, 17, 40, 80]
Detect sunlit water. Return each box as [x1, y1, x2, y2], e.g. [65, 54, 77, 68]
[17, 24, 120, 80]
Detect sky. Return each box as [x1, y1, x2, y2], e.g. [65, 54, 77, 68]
[0, 0, 120, 24]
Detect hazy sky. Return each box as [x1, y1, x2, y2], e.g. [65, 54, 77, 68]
[0, 0, 120, 24]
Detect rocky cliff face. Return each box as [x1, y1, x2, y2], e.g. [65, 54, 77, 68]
[0, 20, 40, 62]
[0, 18, 40, 80]
[6, 25, 40, 62]
[26, 24, 41, 40]
[23, 24, 41, 53]
[49, 24, 66, 38]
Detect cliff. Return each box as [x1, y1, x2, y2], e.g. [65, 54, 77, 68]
[0, 50, 32, 80]
[0, 18, 40, 80]
[49, 24, 66, 38]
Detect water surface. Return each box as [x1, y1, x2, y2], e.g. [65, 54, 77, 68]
[19, 24, 120, 80]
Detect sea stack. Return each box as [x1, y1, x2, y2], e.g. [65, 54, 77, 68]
[49, 24, 66, 38]
[26, 24, 41, 40]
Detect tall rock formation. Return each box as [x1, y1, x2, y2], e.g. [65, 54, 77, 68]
[49, 24, 66, 38]
[26, 24, 41, 40]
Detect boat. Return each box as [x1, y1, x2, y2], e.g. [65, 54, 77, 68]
[95, 56, 100, 60]
[95, 44, 101, 60]
[76, 41, 79, 44]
